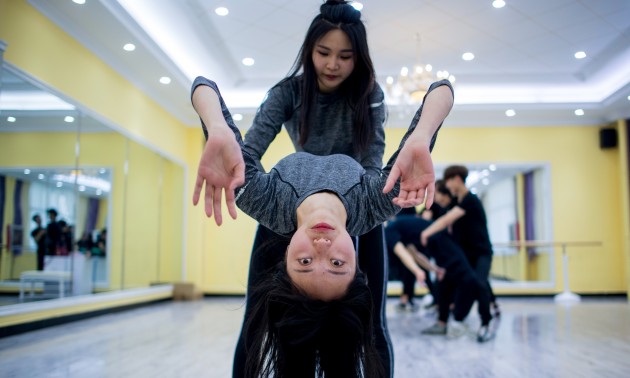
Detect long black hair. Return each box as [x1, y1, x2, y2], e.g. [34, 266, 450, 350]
[242, 259, 384, 378]
[280, 0, 377, 154]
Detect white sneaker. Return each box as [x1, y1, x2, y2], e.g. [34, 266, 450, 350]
[446, 321, 467, 339]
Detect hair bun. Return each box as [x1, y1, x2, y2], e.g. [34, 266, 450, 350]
[320, 0, 361, 23]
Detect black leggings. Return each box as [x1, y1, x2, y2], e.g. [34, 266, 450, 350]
[423, 231, 479, 323]
[466, 253, 493, 325]
[398, 263, 438, 305]
[232, 224, 393, 378]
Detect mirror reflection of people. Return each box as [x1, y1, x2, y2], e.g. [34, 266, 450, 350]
[57, 220, 73, 255]
[95, 228, 107, 256]
[45, 208, 62, 256]
[192, 76, 452, 376]
[77, 231, 94, 256]
[30, 214, 46, 270]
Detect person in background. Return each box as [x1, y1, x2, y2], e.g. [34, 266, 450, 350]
[30, 214, 46, 270]
[95, 228, 107, 256]
[77, 231, 94, 256]
[421, 165, 496, 342]
[45, 208, 62, 256]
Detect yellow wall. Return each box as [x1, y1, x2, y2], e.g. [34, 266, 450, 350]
[617, 121, 630, 298]
[158, 160, 185, 283]
[1, 178, 16, 280]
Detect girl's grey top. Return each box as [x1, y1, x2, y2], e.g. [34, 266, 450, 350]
[192, 78, 453, 237]
[193, 76, 386, 176]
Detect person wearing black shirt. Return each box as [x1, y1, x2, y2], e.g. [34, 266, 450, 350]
[30, 214, 46, 270]
[385, 216, 481, 338]
[45, 208, 62, 256]
[420, 165, 496, 342]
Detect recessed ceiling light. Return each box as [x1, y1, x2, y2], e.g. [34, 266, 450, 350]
[7, 116, 16, 122]
[64, 116, 75, 123]
[56, 182, 63, 188]
[215, 7, 229, 16]
[72, 0, 86, 4]
[233, 113, 243, 121]
[123, 43, 136, 51]
[386, 76, 394, 85]
[351, 2, 363, 11]
[492, 0, 506, 8]
[627, 95, 630, 101]
[242, 57, 255, 66]
[574, 51, 586, 59]
[489, 164, 497, 171]
[79, 186, 86, 192]
[462, 52, 475, 61]
[574, 109, 584, 116]
[24, 169, 31, 175]
[96, 189, 103, 196]
[159, 76, 171, 84]
[38, 174, 45, 180]
[505, 109, 516, 117]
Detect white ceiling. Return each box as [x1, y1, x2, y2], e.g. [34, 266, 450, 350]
[9, 0, 630, 129]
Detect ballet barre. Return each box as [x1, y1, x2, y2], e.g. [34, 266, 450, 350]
[493, 240, 602, 302]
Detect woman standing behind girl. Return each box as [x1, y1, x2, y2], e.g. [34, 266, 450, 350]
[192, 1, 453, 377]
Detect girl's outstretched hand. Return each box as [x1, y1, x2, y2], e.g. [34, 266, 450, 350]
[192, 126, 245, 226]
[383, 140, 435, 209]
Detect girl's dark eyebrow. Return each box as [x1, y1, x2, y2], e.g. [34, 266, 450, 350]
[326, 269, 348, 275]
[293, 269, 314, 273]
[315, 44, 354, 53]
[292, 269, 348, 276]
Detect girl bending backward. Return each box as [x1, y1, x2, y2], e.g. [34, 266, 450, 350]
[192, 77, 452, 377]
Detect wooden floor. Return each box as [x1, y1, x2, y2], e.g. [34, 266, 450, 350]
[1, 297, 629, 377]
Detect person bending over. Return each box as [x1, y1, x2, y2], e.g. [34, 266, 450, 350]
[421, 165, 496, 342]
[385, 216, 486, 339]
[192, 78, 452, 376]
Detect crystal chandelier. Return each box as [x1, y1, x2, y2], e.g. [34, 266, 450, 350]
[385, 34, 455, 105]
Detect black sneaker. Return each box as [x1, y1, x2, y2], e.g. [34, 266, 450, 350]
[421, 323, 447, 335]
[395, 302, 408, 312]
[492, 302, 501, 318]
[477, 324, 494, 343]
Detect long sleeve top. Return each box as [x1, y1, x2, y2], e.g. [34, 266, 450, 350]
[192, 75, 386, 175]
[192, 79, 453, 237]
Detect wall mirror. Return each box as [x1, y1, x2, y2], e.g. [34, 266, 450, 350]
[433, 162, 555, 289]
[389, 162, 555, 292]
[0, 61, 185, 305]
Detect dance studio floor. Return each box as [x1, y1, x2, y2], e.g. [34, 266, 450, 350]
[1, 297, 629, 377]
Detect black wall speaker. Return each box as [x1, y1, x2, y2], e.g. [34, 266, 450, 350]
[600, 128, 618, 149]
